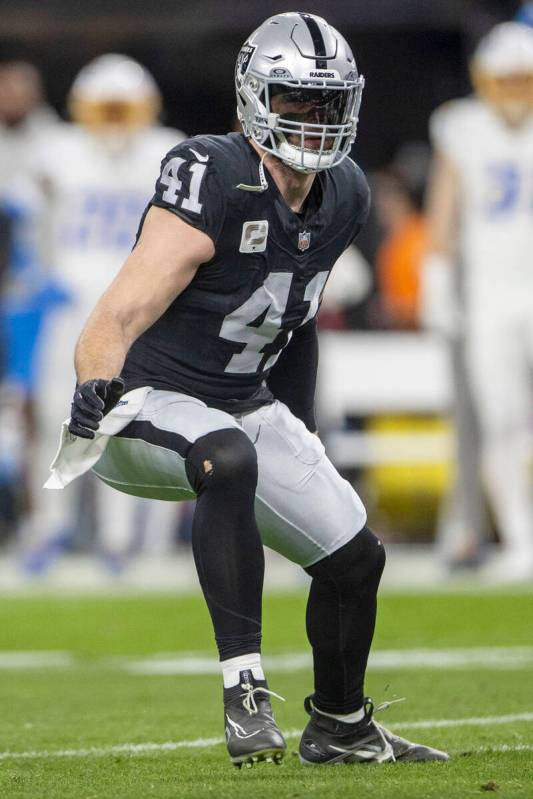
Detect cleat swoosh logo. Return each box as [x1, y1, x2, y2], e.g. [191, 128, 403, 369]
[328, 743, 387, 755]
[189, 148, 209, 162]
[226, 715, 263, 740]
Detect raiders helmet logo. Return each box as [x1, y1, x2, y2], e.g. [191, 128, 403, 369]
[298, 231, 311, 251]
[236, 44, 256, 78]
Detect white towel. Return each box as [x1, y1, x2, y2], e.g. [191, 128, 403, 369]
[44, 387, 153, 490]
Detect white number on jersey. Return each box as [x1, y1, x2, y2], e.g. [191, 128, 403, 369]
[220, 270, 329, 374]
[160, 157, 207, 213]
[301, 271, 329, 325]
[484, 162, 521, 217]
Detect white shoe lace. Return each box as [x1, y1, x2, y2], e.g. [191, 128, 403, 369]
[372, 697, 407, 764]
[240, 682, 286, 715]
[373, 697, 406, 714]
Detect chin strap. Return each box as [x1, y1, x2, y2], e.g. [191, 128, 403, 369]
[236, 150, 269, 192]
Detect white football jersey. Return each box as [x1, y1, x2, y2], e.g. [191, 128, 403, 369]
[430, 97, 533, 306]
[31, 122, 185, 308]
[0, 106, 59, 190]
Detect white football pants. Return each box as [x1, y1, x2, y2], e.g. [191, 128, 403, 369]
[465, 296, 533, 565]
[92, 389, 368, 567]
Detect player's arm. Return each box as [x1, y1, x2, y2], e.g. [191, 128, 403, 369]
[70, 206, 214, 438]
[419, 147, 461, 335]
[426, 148, 460, 257]
[266, 318, 319, 433]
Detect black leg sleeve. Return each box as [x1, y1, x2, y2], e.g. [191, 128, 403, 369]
[304, 526, 386, 714]
[185, 428, 264, 661]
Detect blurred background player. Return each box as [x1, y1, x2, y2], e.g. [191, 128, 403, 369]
[0, 61, 60, 548]
[422, 121, 488, 572]
[0, 61, 58, 182]
[22, 54, 185, 572]
[422, 22, 533, 580]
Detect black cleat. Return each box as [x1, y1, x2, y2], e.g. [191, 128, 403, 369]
[299, 696, 449, 766]
[224, 669, 287, 768]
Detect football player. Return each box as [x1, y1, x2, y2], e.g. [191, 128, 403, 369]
[0, 61, 58, 183]
[0, 61, 60, 545]
[422, 22, 533, 580]
[24, 54, 185, 569]
[56, 14, 448, 766]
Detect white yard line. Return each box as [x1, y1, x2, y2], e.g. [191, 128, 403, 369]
[122, 646, 533, 675]
[0, 713, 532, 761]
[0, 737, 225, 761]
[0, 651, 74, 669]
[394, 712, 533, 729]
[4, 646, 533, 672]
[475, 743, 533, 753]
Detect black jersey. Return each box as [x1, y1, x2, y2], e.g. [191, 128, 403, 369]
[121, 133, 370, 413]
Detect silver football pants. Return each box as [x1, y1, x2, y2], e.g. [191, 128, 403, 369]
[92, 389, 367, 567]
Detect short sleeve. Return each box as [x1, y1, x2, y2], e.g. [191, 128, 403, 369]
[346, 160, 371, 244]
[355, 165, 371, 228]
[150, 140, 227, 245]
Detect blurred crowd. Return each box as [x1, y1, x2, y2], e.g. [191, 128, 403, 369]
[1, 4, 533, 581]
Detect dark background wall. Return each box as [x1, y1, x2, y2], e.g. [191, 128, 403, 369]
[0, 0, 522, 168]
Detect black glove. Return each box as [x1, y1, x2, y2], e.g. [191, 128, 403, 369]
[68, 377, 125, 440]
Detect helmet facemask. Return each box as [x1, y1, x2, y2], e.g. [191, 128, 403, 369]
[68, 96, 160, 133]
[238, 74, 364, 173]
[471, 68, 533, 125]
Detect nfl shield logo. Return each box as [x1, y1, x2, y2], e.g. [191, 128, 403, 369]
[298, 231, 311, 251]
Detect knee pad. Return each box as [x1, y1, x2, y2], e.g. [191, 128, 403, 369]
[305, 526, 386, 592]
[185, 427, 258, 495]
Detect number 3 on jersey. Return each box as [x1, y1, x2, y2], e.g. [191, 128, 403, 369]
[220, 271, 328, 373]
[160, 156, 206, 213]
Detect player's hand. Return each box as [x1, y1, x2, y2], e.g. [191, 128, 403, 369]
[68, 378, 125, 440]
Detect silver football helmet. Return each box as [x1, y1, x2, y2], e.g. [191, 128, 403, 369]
[235, 12, 364, 173]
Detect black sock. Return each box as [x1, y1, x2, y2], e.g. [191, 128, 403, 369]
[304, 526, 386, 714]
[186, 428, 264, 660]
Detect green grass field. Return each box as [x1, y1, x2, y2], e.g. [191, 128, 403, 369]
[1, 589, 532, 798]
